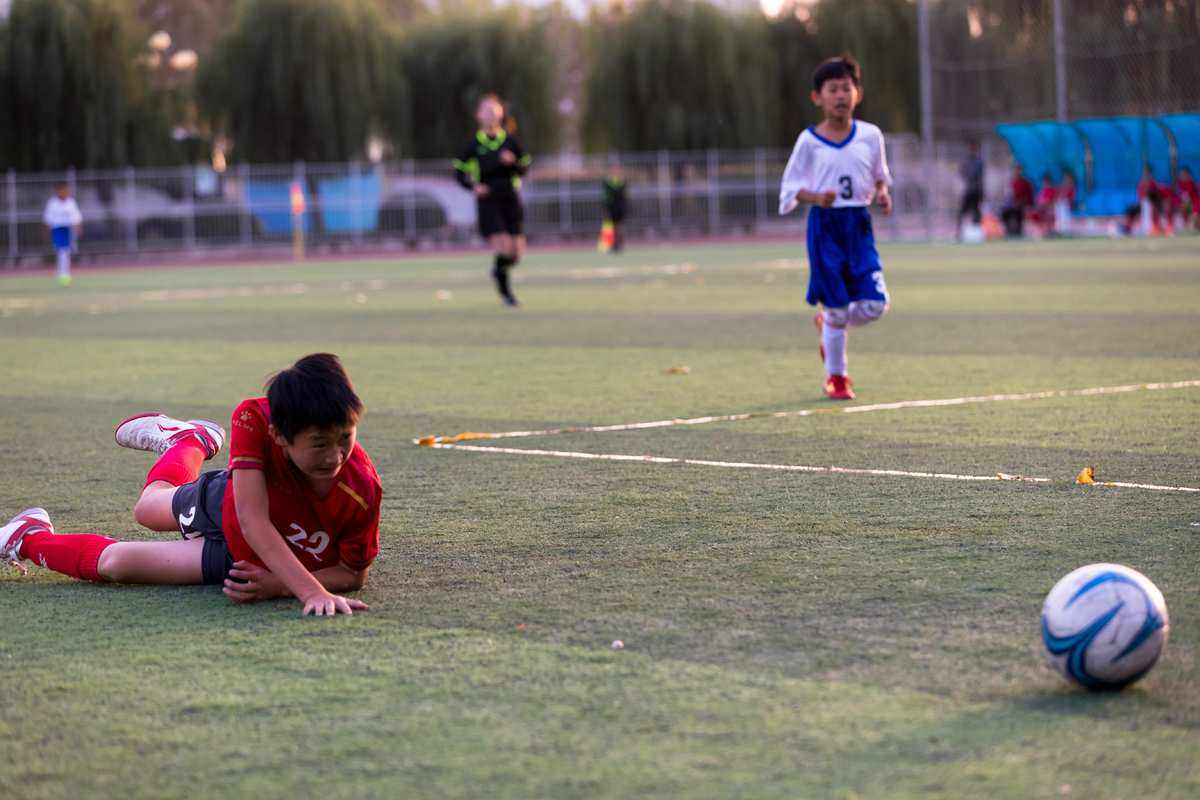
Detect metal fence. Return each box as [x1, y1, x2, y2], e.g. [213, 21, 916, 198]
[924, 0, 1200, 141]
[2, 134, 1016, 265]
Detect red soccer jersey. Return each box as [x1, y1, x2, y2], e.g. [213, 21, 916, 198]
[1011, 176, 1035, 207]
[1177, 177, 1199, 208]
[222, 397, 382, 572]
[1137, 176, 1163, 202]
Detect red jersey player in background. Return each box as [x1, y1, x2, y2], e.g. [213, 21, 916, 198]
[1173, 166, 1198, 230]
[1, 353, 381, 617]
[1029, 172, 1057, 235]
[1136, 164, 1173, 235]
[1000, 165, 1035, 238]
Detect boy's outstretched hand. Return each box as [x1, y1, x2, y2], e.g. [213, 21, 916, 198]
[223, 560, 369, 616]
[301, 590, 369, 617]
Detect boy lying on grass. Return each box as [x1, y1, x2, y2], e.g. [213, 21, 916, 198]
[2, 353, 381, 617]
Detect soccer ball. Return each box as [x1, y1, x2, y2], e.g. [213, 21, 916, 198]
[1041, 563, 1169, 690]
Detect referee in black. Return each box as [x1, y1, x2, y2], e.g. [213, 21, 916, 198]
[453, 94, 532, 306]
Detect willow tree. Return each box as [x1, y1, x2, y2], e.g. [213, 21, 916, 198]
[0, 0, 171, 170]
[384, 10, 559, 159]
[583, 0, 777, 152]
[198, 0, 392, 163]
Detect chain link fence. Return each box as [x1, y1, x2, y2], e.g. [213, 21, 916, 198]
[927, 0, 1200, 141]
[2, 134, 1018, 266]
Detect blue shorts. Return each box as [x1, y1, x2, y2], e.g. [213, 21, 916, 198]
[51, 226, 73, 251]
[805, 206, 887, 308]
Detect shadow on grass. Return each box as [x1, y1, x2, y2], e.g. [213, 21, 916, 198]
[1012, 685, 1177, 717]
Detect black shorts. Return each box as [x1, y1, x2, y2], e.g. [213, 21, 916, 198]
[171, 469, 234, 585]
[960, 190, 983, 217]
[477, 195, 524, 238]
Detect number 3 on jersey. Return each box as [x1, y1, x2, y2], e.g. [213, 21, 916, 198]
[838, 175, 853, 200]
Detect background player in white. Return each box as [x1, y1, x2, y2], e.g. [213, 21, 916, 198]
[779, 55, 892, 400]
[43, 181, 83, 287]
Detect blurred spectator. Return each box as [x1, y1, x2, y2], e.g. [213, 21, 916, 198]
[43, 182, 83, 287]
[956, 141, 984, 240]
[601, 165, 628, 254]
[1000, 165, 1035, 237]
[1132, 165, 1171, 235]
[1054, 170, 1076, 235]
[1029, 172, 1057, 236]
[1175, 166, 1198, 230]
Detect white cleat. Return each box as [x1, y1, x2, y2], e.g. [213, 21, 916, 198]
[114, 412, 226, 460]
[1, 507, 54, 575]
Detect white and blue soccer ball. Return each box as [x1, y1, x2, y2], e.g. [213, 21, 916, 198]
[1041, 563, 1169, 690]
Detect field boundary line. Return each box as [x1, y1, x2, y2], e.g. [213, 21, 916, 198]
[427, 443, 1200, 494]
[415, 379, 1200, 445]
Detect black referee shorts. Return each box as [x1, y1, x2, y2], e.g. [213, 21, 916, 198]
[477, 195, 524, 238]
[170, 469, 234, 586]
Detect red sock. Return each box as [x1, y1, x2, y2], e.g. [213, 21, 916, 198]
[19, 532, 116, 582]
[144, 436, 207, 488]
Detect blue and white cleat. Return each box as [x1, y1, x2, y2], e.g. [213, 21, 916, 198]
[115, 412, 226, 460]
[1, 507, 54, 575]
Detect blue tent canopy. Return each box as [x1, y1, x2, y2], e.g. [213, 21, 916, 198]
[995, 121, 1085, 186]
[997, 114, 1196, 217]
[1160, 113, 1200, 176]
[1072, 119, 1140, 215]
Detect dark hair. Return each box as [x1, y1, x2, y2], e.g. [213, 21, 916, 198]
[812, 55, 862, 92]
[266, 353, 363, 442]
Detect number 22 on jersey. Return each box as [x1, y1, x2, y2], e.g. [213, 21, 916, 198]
[287, 523, 330, 560]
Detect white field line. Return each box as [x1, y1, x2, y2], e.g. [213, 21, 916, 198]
[1098, 481, 1200, 493]
[430, 442, 1046, 483]
[415, 379, 1200, 445]
[428, 443, 1200, 494]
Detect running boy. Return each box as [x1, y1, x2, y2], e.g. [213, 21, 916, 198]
[1, 353, 381, 617]
[779, 55, 892, 400]
[43, 182, 83, 287]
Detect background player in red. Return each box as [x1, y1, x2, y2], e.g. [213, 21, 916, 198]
[1172, 166, 1197, 230]
[1, 353, 381, 617]
[1000, 164, 1035, 238]
[1136, 164, 1172, 235]
[1030, 172, 1057, 236]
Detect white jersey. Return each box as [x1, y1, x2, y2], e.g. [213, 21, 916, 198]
[43, 196, 83, 228]
[778, 121, 891, 215]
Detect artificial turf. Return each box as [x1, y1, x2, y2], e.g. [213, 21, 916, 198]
[1, 237, 1198, 798]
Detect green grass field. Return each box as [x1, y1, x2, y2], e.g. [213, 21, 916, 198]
[1, 237, 1198, 799]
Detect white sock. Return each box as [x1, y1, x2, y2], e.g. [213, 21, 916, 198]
[56, 249, 71, 280]
[823, 324, 847, 376]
